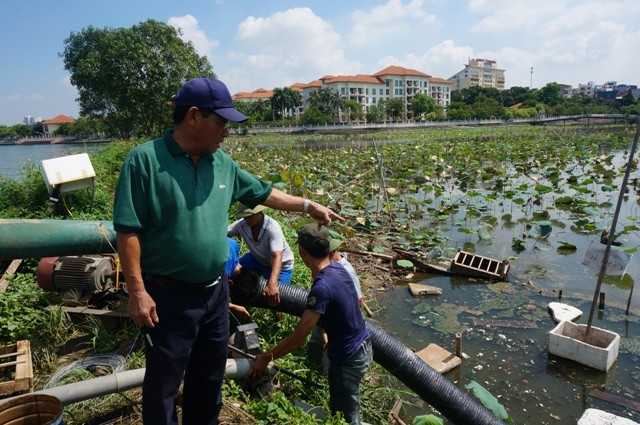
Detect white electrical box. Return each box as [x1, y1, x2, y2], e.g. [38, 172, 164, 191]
[41, 153, 96, 196]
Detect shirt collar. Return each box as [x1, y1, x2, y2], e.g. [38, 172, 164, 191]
[163, 128, 215, 161]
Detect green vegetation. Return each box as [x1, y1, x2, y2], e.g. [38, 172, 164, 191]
[450, 83, 640, 120]
[0, 123, 638, 424]
[62, 19, 213, 137]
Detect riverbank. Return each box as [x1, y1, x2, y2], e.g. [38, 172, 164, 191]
[0, 136, 112, 146]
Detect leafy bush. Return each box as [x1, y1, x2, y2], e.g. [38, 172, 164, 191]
[0, 274, 52, 343]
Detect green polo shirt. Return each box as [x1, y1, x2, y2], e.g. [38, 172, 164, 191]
[113, 129, 272, 284]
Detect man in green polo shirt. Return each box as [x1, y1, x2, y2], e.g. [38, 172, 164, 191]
[113, 77, 341, 425]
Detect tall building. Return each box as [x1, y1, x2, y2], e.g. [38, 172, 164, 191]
[449, 58, 505, 91]
[23, 115, 42, 126]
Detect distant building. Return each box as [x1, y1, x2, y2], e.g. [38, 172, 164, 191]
[449, 58, 506, 91]
[578, 81, 596, 97]
[558, 83, 577, 98]
[41, 114, 75, 135]
[23, 115, 42, 126]
[560, 81, 638, 100]
[594, 81, 639, 100]
[234, 65, 453, 121]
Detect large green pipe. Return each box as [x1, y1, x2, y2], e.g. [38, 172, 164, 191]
[0, 219, 116, 261]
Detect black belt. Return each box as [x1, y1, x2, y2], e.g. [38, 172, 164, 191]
[148, 273, 222, 293]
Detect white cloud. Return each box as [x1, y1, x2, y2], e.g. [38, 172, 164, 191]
[168, 15, 220, 57]
[376, 40, 474, 79]
[469, 0, 562, 34]
[224, 8, 361, 92]
[0, 94, 23, 105]
[348, 0, 438, 46]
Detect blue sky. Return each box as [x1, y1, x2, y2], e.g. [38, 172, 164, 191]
[1, 0, 639, 126]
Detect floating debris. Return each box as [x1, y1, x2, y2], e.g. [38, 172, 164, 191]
[548, 302, 582, 323]
[472, 318, 539, 329]
[408, 283, 443, 296]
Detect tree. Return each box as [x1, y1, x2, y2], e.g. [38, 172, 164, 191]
[307, 87, 343, 122]
[12, 124, 34, 137]
[365, 104, 385, 123]
[535, 83, 564, 107]
[68, 117, 108, 137]
[247, 99, 272, 122]
[383, 98, 404, 121]
[271, 87, 301, 120]
[300, 106, 330, 125]
[447, 101, 475, 120]
[62, 19, 213, 137]
[411, 93, 436, 120]
[501, 86, 532, 107]
[342, 99, 363, 122]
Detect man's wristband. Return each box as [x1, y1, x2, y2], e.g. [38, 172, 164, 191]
[303, 199, 310, 213]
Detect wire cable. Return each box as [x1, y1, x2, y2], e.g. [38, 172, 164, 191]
[43, 353, 127, 389]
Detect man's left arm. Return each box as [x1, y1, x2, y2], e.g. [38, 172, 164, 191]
[245, 309, 321, 380]
[262, 189, 343, 225]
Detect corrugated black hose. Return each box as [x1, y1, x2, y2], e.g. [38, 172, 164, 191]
[232, 273, 505, 425]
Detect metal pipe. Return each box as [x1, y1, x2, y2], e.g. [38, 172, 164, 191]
[5, 359, 251, 406]
[0, 219, 116, 261]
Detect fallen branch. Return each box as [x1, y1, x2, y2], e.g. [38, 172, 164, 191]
[343, 247, 395, 261]
[373, 264, 391, 272]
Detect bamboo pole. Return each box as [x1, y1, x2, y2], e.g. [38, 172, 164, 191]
[586, 121, 639, 338]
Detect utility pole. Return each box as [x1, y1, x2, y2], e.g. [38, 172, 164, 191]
[530, 67, 533, 89]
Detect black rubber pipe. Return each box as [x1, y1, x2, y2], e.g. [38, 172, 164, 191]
[242, 280, 505, 425]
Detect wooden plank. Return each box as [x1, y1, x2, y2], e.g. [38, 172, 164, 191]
[415, 343, 461, 373]
[393, 249, 451, 274]
[61, 306, 129, 330]
[589, 389, 640, 411]
[0, 259, 22, 292]
[0, 360, 26, 369]
[388, 400, 406, 425]
[0, 350, 25, 360]
[0, 340, 33, 396]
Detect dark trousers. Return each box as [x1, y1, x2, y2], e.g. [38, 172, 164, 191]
[142, 273, 229, 425]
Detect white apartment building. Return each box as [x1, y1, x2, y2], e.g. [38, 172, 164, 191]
[303, 65, 452, 120]
[233, 65, 453, 121]
[449, 58, 505, 91]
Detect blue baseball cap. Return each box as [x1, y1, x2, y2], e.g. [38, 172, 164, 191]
[173, 77, 248, 123]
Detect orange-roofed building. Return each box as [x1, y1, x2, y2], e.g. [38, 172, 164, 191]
[42, 114, 75, 135]
[428, 77, 454, 107]
[232, 88, 273, 102]
[233, 65, 454, 121]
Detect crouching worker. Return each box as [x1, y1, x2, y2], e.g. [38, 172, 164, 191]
[245, 224, 372, 425]
[228, 204, 294, 307]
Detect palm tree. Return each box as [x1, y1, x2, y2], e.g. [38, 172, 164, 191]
[282, 88, 302, 119]
[271, 87, 302, 120]
[306, 87, 344, 122]
[271, 87, 286, 120]
[248, 99, 270, 122]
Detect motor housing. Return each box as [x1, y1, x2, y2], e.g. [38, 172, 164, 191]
[37, 255, 113, 295]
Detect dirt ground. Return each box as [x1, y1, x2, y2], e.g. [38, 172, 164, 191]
[340, 235, 411, 310]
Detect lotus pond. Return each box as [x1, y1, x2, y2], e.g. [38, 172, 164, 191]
[227, 123, 640, 424]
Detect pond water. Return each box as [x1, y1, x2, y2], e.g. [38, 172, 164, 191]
[0, 142, 109, 180]
[372, 146, 640, 423]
